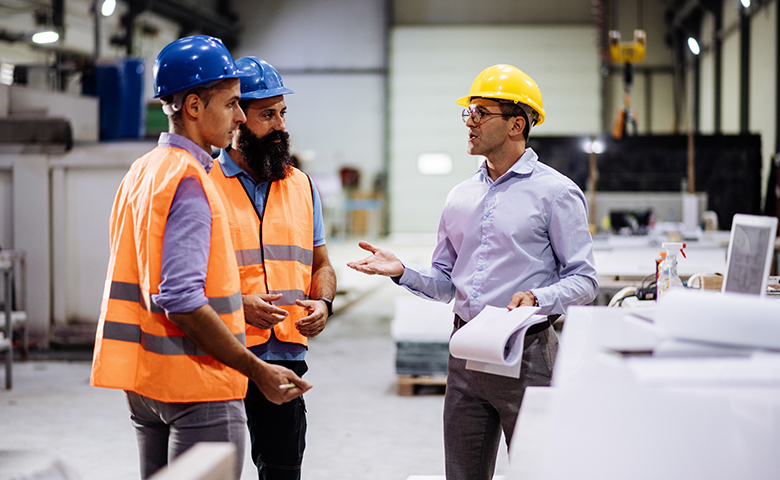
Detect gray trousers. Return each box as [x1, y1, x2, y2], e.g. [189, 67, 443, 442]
[443, 326, 558, 480]
[125, 391, 247, 479]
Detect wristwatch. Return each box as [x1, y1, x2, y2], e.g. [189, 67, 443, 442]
[531, 292, 539, 307]
[318, 297, 333, 317]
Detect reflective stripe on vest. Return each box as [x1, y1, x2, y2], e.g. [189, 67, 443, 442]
[102, 320, 246, 356]
[91, 147, 247, 403]
[109, 281, 242, 315]
[210, 161, 314, 347]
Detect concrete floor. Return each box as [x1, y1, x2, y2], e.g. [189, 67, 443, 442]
[0, 239, 511, 480]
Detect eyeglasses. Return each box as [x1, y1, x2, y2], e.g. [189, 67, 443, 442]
[461, 107, 505, 125]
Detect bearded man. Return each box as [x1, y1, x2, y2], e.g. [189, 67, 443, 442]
[210, 57, 336, 480]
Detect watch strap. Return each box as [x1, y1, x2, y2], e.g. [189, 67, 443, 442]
[318, 297, 333, 317]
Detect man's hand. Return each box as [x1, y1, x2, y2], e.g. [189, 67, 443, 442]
[243, 293, 288, 329]
[346, 241, 405, 277]
[294, 298, 329, 337]
[168, 304, 312, 405]
[508, 291, 537, 310]
[249, 362, 312, 405]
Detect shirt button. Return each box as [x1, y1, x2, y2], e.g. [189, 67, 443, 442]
[478, 265, 484, 271]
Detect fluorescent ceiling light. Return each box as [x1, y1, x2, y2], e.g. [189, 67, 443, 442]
[101, 0, 116, 17]
[32, 31, 59, 44]
[687, 37, 700, 55]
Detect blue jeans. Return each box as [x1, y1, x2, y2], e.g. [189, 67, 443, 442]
[443, 326, 558, 480]
[244, 360, 308, 480]
[125, 391, 247, 479]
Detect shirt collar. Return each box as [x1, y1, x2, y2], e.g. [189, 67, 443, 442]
[510, 147, 539, 175]
[217, 148, 247, 179]
[478, 147, 539, 182]
[158, 132, 214, 172]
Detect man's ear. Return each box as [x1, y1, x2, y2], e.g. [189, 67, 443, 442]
[508, 115, 526, 139]
[183, 93, 201, 118]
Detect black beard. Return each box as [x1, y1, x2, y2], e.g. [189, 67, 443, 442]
[236, 126, 293, 182]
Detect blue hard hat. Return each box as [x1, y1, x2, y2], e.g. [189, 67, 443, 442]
[235, 56, 294, 100]
[153, 35, 249, 99]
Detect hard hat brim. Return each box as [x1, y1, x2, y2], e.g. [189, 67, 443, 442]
[241, 86, 295, 100]
[153, 70, 252, 99]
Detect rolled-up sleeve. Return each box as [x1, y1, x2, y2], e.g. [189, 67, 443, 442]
[151, 176, 212, 314]
[532, 184, 598, 315]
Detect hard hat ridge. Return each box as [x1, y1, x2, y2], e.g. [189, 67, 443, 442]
[235, 56, 294, 100]
[153, 35, 249, 99]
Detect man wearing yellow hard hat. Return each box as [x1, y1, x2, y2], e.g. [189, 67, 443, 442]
[348, 64, 597, 479]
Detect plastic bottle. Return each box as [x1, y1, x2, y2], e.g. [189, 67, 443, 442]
[654, 251, 666, 300]
[657, 242, 686, 299]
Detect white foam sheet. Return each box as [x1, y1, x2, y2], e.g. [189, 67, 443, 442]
[656, 289, 780, 350]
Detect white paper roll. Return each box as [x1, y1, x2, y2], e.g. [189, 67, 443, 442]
[449, 306, 545, 367]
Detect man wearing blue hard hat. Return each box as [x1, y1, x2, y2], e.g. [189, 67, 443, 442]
[210, 56, 336, 480]
[91, 37, 311, 480]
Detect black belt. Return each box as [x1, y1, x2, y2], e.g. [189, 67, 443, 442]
[454, 314, 558, 336]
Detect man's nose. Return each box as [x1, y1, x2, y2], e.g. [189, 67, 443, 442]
[236, 107, 247, 124]
[273, 114, 286, 131]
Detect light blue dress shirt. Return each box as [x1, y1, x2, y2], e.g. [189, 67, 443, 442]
[218, 149, 325, 361]
[398, 148, 598, 320]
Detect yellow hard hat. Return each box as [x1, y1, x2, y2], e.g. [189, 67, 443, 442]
[456, 64, 546, 126]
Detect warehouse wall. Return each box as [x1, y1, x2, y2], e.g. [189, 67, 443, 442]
[750, 2, 777, 204]
[233, 0, 387, 193]
[0, 0, 778, 341]
[692, 1, 777, 206]
[389, 25, 599, 233]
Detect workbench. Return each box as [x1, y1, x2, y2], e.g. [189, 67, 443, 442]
[509, 305, 780, 479]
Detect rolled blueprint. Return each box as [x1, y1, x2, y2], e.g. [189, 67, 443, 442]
[450, 305, 546, 377]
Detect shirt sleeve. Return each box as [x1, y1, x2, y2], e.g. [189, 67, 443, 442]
[531, 183, 598, 315]
[312, 181, 326, 247]
[151, 176, 212, 314]
[396, 215, 457, 303]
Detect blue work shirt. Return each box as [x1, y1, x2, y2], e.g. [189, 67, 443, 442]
[152, 133, 214, 315]
[218, 148, 326, 361]
[398, 148, 598, 320]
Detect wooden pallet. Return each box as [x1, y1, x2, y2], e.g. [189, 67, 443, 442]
[397, 374, 447, 396]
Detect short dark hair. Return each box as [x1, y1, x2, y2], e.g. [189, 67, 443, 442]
[497, 100, 532, 141]
[161, 81, 225, 130]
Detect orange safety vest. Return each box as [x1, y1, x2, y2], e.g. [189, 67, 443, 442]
[90, 146, 248, 403]
[210, 160, 313, 348]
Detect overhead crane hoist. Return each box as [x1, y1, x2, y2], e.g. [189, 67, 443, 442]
[610, 29, 646, 139]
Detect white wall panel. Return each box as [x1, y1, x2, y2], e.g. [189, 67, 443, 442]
[721, 31, 740, 134]
[50, 143, 152, 327]
[231, 0, 387, 196]
[749, 2, 777, 205]
[234, 0, 385, 69]
[389, 25, 599, 233]
[651, 73, 675, 134]
[63, 169, 126, 323]
[282, 74, 385, 190]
